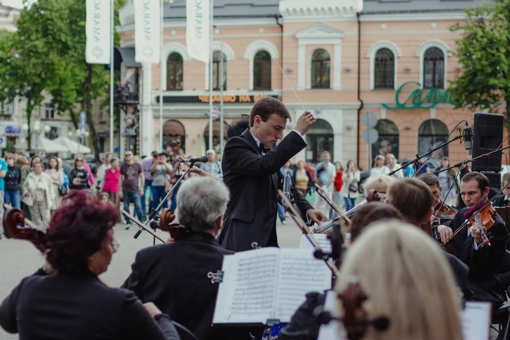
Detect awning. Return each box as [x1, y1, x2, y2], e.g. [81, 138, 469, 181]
[53, 137, 91, 154]
[114, 47, 141, 71]
[38, 136, 69, 153]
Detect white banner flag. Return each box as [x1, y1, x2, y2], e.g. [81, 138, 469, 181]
[86, 0, 111, 64]
[134, 0, 161, 64]
[186, 0, 210, 63]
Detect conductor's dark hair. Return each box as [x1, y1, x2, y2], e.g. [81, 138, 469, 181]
[46, 191, 118, 274]
[249, 97, 291, 127]
[227, 120, 250, 139]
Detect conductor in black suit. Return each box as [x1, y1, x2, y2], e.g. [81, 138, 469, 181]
[438, 172, 507, 308]
[220, 97, 327, 252]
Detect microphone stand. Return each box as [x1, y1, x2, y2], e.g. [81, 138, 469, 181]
[434, 144, 510, 174]
[388, 133, 463, 177]
[131, 160, 198, 241]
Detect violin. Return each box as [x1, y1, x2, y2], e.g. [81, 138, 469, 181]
[467, 204, 495, 247]
[434, 202, 457, 220]
[343, 190, 386, 219]
[339, 280, 390, 340]
[3, 206, 47, 252]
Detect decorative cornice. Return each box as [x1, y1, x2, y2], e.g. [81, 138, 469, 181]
[295, 23, 344, 40]
[416, 39, 452, 57]
[365, 40, 402, 58]
[279, 0, 361, 20]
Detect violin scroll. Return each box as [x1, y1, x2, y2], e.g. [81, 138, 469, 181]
[338, 279, 390, 340]
[159, 208, 190, 241]
[3, 207, 47, 253]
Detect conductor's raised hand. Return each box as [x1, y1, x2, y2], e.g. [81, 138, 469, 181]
[307, 209, 328, 225]
[295, 111, 316, 135]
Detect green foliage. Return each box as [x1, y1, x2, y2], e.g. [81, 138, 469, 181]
[450, 0, 510, 128]
[0, 0, 126, 157]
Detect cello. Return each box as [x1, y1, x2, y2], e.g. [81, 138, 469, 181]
[3, 206, 47, 252]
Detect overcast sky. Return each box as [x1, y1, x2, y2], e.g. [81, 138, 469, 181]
[2, 0, 23, 9]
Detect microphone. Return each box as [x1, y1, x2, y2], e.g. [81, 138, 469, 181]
[179, 156, 208, 163]
[463, 126, 473, 150]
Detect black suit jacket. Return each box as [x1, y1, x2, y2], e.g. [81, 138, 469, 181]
[220, 130, 312, 251]
[494, 194, 507, 207]
[122, 233, 248, 340]
[447, 207, 506, 306]
[0, 270, 178, 340]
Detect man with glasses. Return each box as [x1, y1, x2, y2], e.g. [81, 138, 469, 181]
[120, 152, 144, 229]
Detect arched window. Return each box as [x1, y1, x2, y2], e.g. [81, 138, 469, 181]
[306, 119, 334, 163]
[163, 120, 186, 154]
[311, 49, 330, 89]
[204, 121, 229, 153]
[418, 119, 448, 170]
[167, 53, 183, 91]
[213, 51, 227, 91]
[372, 119, 399, 159]
[374, 48, 395, 89]
[423, 47, 444, 89]
[254, 51, 271, 90]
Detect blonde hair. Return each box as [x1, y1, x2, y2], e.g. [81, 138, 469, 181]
[385, 153, 396, 161]
[363, 174, 393, 193]
[336, 220, 463, 340]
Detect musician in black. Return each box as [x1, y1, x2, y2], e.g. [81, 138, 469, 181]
[437, 172, 507, 308]
[220, 97, 327, 251]
[123, 177, 256, 340]
[493, 172, 510, 207]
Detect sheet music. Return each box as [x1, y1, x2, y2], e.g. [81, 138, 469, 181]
[318, 290, 347, 340]
[461, 302, 491, 340]
[299, 234, 333, 253]
[213, 248, 279, 324]
[275, 249, 333, 322]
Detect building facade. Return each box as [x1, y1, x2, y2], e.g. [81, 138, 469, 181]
[118, 0, 486, 169]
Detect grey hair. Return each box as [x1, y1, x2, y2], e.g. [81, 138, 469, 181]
[176, 177, 230, 231]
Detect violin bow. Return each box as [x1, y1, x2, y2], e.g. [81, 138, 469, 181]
[279, 190, 341, 278]
[448, 180, 510, 243]
[122, 210, 167, 244]
[314, 183, 351, 226]
[432, 158, 468, 221]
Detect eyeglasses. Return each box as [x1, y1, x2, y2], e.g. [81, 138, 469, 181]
[110, 239, 121, 252]
[76, 159, 83, 162]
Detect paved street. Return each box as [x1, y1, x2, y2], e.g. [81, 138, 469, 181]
[0, 219, 302, 340]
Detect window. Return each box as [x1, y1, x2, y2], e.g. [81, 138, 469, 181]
[311, 49, 330, 89]
[99, 108, 106, 123]
[44, 103, 54, 119]
[423, 47, 444, 89]
[418, 119, 448, 170]
[306, 119, 334, 163]
[167, 53, 183, 90]
[213, 51, 227, 91]
[253, 51, 271, 90]
[374, 48, 395, 89]
[372, 119, 399, 159]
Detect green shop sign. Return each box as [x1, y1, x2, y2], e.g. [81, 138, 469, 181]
[382, 81, 454, 110]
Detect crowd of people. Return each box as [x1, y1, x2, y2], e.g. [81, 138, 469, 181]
[0, 97, 509, 340]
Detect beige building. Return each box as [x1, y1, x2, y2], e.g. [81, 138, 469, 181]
[118, 0, 486, 169]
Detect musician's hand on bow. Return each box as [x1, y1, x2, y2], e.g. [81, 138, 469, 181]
[295, 111, 316, 135]
[437, 225, 453, 243]
[307, 209, 328, 224]
[470, 222, 483, 244]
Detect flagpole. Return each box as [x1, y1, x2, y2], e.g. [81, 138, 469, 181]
[109, 0, 114, 153]
[159, 0, 164, 152]
[208, 0, 213, 150]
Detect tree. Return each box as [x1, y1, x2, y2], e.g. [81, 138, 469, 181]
[450, 1, 510, 130]
[3, 0, 125, 162]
